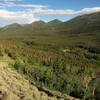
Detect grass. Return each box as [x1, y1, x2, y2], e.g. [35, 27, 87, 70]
[0, 55, 79, 100]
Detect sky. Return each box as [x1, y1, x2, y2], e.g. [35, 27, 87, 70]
[0, 0, 100, 26]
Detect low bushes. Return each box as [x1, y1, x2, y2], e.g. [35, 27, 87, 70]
[5, 49, 17, 59]
[14, 59, 26, 74]
[0, 48, 3, 56]
[3, 41, 99, 99]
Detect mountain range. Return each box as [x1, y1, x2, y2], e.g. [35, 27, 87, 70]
[0, 11, 100, 35]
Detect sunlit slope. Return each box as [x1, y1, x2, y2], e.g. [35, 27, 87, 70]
[0, 59, 79, 100]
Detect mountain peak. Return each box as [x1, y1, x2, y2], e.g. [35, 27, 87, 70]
[31, 20, 45, 25]
[48, 19, 62, 23]
[4, 23, 21, 28]
[47, 19, 62, 27]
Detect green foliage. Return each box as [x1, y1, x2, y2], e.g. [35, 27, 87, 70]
[70, 81, 85, 99]
[5, 48, 17, 59]
[0, 48, 3, 56]
[14, 59, 26, 74]
[1, 41, 99, 99]
[0, 11, 100, 100]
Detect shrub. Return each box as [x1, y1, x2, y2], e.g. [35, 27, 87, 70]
[5, 49, 17, 59]
[14, 60, 26, 74]
[0, 49, 3, 56]
[24, 66, 35, 77]
[69, 81, 86, 99]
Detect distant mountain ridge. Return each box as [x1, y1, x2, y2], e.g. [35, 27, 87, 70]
[0, 11, 100, 34]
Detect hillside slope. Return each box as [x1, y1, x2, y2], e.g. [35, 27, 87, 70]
[0, 61, 79, 100]
[56, 11, 100, 33]
[0, 12, 100, 35]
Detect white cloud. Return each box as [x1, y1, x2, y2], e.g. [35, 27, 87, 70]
[0, 2, 15, 7]
[0, 0, 47, 8]
[17, 4, 47, 8]
[0, 6, 100, 26]
[77, 7, 100, 14]
[33, 8, 76, 15]
[0, 0, 22, 2]
[0, 9, 38, 26]
[0, 2, 47, 8]
[33, 7, 100, 15]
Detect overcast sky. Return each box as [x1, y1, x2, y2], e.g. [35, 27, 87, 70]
[0, 0, 100, 26]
